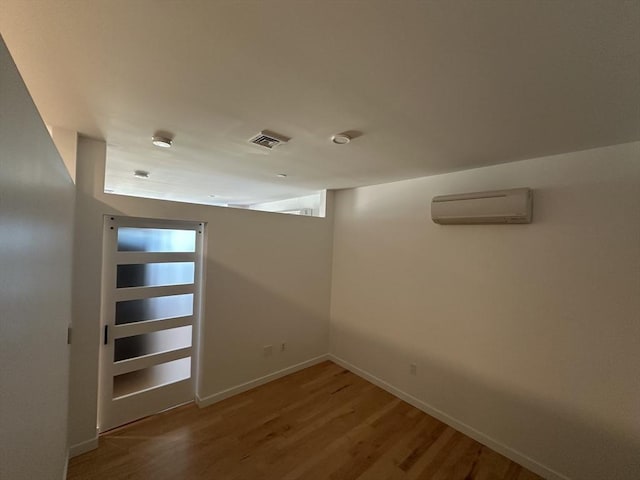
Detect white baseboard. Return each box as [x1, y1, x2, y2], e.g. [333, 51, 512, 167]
[196, 354, 329, 408]
[68, 434, 99, 458]
[328, 354, 569, 480]
[67, 354, 566, 479]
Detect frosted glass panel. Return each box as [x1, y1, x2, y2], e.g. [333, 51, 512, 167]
[112, 357, 191, 399]
[117, 227, 196, 252]
[114, 326, 192, 362]
[117, 262, 195, 288]
[115, 294, 193, 325]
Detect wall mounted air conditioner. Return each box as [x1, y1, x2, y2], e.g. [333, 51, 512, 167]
[431, 187, 533, 224]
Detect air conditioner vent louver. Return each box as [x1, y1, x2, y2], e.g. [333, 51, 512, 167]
[249, 130, 290, 149]
[251, 135, 279, 149]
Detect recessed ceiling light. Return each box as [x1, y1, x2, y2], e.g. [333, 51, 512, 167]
[151, 134, 172, 148]
[277, 173, 287, 178]
[331, 133, 351, 145]
[134, 170, 150, 179]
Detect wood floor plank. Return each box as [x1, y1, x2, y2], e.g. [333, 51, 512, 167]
[67, 361, 543, 480]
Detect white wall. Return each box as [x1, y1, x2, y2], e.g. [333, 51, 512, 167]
[247, 191, 326, 217]
[49, 126, 78, 184]
[69, 137, 334, 448]
[330, 143, 640, 480]
[0, 37, 74, 479]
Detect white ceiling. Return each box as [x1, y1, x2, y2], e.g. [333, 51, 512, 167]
[1, 0, 638, 205]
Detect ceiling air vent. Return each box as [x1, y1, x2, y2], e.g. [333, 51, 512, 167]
[249, 130, 290, 149]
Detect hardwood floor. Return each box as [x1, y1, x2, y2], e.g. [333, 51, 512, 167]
[68, 361, 542, 480]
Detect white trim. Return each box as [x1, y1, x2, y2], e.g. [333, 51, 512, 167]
[115, 251, 195, 265]
[114, 283, 194, 301]
[113, 315, 193, 338]
[112, 216, 202, 231]
[193, 222, 207, 406]
[196, 354, 329, 408]
[113, 346, 192, 375]
[72, 353, 568, 479]
[68, 435, 99, 458]
[328, 354, 570, 480]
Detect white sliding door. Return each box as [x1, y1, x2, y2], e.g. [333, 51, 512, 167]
[98, 216, 204, 432]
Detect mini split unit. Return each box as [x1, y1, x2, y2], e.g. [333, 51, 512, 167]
[431, 188, 533, 224]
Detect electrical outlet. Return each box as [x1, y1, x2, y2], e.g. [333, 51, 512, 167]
[281, 342, 286, 352]
[263, 345, 273, 357]
[410, 363, 417, 375]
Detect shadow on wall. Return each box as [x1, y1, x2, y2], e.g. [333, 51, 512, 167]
[331, 321, 640, 480]
[201, 257, 329, 394]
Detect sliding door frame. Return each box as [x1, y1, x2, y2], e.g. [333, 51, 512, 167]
[97, 215, 206, 432]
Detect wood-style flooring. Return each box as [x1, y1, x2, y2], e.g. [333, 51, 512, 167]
[68, 361, 542, 480]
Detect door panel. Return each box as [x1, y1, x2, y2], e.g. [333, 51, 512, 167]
[115, 294, 194, 325]
[116, 262, 195, 288]
[99, 216, 204, 432]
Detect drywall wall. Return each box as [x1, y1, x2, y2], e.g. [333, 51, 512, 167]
[49, 126, 78, 183]
[0, 37, 74, 479]
[69, 137, 334, 449]
[330, 142, 640, 480]
[248, 192, 326, 217]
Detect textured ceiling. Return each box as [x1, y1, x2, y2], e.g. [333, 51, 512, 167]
[1, 0, 638, 205]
